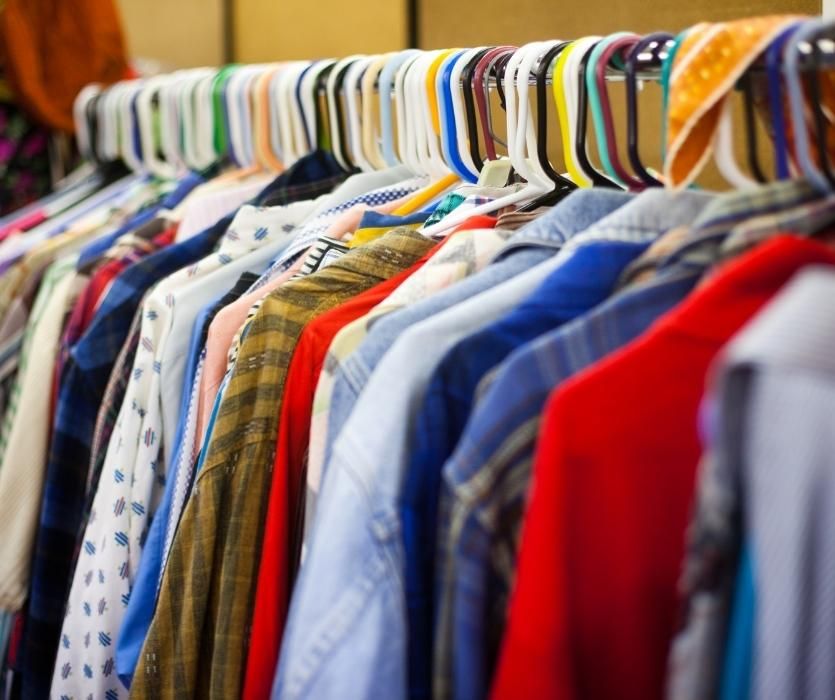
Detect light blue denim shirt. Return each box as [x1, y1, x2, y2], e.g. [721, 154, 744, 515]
[273, 189, 713, 700]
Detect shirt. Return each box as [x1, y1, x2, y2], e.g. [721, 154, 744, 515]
[0, 256, 80, 611]
[20, 157, 346, 699]
[115, 272, 258, 687]
[670, 266, 835, 700]
[249, 167, 427, 285]
[242, 239, 439, 700]
[50, 198, 316, 700]
[18, 216, 231, 699]
[490, 236, 835, 700]
[132, 228, 436, 700]
[273, 189, 694, 700]
[303, 216, 503, 550]
[403, 238, 652, 700]
[321, 189, 634, 502]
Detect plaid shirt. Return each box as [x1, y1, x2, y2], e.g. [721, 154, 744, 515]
[432, 180, 824, 700]
[132, 228, 435, 700]
[18, 158, 347, 699]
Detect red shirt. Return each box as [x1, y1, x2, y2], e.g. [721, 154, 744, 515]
[242, 216, 498, 700]
[491, 236, 835, 700]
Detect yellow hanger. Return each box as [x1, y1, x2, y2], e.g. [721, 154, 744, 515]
[553, 41, 592, 188]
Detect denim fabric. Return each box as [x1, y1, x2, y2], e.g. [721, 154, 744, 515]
[400, 238, 656, 700]
[321, 189, 633, 485]
[273, 190, 711, 700]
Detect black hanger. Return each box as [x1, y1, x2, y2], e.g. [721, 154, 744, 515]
[330, 59, 361, 172]
[86, 92, 103, 165]
[517, 42, 578, 211]
[576, 43, 622, 188]
[739, 71, 768, 183]
[625, 33, 672, 186]
[461, 48, 492, 172]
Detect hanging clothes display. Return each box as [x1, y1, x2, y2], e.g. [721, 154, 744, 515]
[1, 12, 835, 700]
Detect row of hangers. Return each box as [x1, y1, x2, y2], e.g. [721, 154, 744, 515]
[73, 18, 835, 213]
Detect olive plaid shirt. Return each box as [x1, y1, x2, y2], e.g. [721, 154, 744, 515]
[132, 228, 436, 699]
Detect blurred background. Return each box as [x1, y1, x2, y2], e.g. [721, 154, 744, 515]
[117, 0, 819, 69]
[0, 0, 823, 215]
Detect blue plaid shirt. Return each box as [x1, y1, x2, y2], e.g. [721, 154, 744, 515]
[18, 152, 345, 698]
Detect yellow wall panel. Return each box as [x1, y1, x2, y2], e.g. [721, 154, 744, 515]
[235, 0, 408, 62]
[419, 0, 819, 48]
[116, 0, 225, 69]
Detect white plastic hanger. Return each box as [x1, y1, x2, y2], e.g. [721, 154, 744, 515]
[513, 41, 559, 189]
[408, 51, 442, 176]
[299, 59, 337, 155]
[194, 71, 220, 169]
[327, 55, 365, 171]
[158, 72, 187, 173]
[275, 62, 307, 164]
[344, 56, 376, 171]
[117, 80, 145, 172]
[380, 49, 420, 166]
[420, 46, 549, 237]
[136, 75, 180, 178]
[361, 54, 390, 171]
[73, 84, 102, 162]
[395, 51, 424, 174]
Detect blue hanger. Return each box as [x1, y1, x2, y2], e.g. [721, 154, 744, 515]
[767, 22, 804, 179]
[437, 49, 478, 182]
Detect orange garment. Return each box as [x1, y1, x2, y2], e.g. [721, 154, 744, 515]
[0, 0, 129, 131]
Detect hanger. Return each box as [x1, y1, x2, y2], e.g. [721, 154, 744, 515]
[739, 70, 768, 184]
[158, 73, 186, 173]
[422, 49, 458, 177]
[511, 42, 559, 191]
[784, 19, 830, 192]
[378, 50, 420, 167]
[806, 25, 835, 188]
[136, 75, 180, 178]
[552, 39, 594, 187]
[253, 65, 284, 171]
[419, 46, 552, 237]
[438, 49, 478, 181]
[327, 55, 364, 170]
[461, 47, 492, 172]
[361, 54, 391, 171]
[585, 32, 636, 187]
[575, 40, 622, 187]
[766, 23, 804, 179]
[625, 33, 673, 186]
[406, 51, 442, 176]
[473, 46, 516, 162]
[73, 84, 102, 163]
[344, 56, 376, 171]
[397, 51, 427, 174]
[593, 34, 646, 188]
[119, 81, 145, 172]
[515, 39, 577, 211]
[277, 62, 309, 165]
[447, 46, 487, 181]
